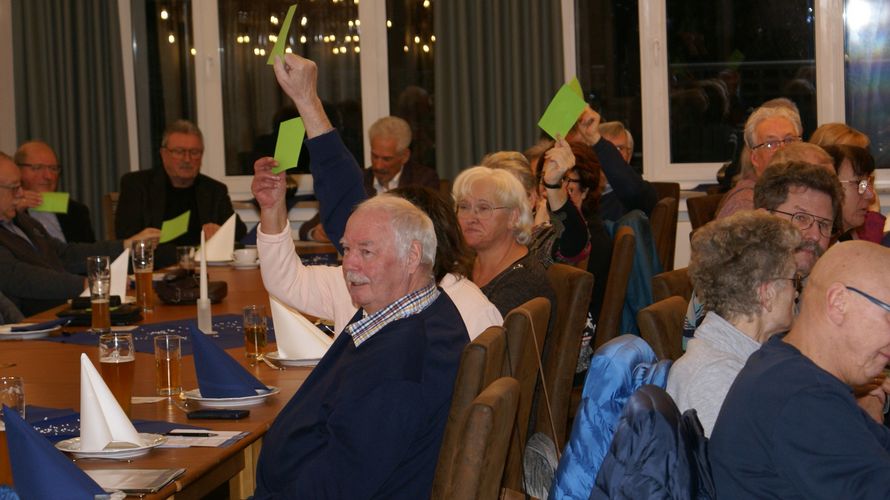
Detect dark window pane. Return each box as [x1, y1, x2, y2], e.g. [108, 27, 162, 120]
[386, 0, 436, 170]
[218, 0, 363, 176]
[666, 1, 816, 163]
[845, 0, 890, 168]
[575, 0, 643, 172]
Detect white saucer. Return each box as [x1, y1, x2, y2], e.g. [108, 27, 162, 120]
[0, 323, 61, 340]
[267, 352, 321, 367]
[232, 260, 259, 270]
[206, 260, 233, 267]
[183, 386, 279, 408]
[55, 433, 166, 459]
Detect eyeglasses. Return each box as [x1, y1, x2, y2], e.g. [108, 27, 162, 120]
[775, 273, 804, 295]
[845, 286, 890, 314]
[769, 209, 834, 238]
[751, 136, 802, 151]
[456, 202, 509, 220]
[164, 147, 204, 159]
[0, 183, 23, 193]
[17, 163, 61, 174]
[840, 178, 872, 195]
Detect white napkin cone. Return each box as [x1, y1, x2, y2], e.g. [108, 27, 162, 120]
[196, 214, 236, 262]
[80, 249, 130, 298]
[78, 354, 141, 452]
[271, 296, 332, 359]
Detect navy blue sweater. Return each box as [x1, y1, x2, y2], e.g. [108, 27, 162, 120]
[253, 292, 469, 499]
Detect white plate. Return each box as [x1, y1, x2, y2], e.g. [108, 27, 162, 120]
[0, 323, 61, 340]
[55, 433, 166, 459]
[183, 386, 279, 408]
[206, 260, 233, 267]
[232, 261, 259, 270]
[267, 352, 321, 367]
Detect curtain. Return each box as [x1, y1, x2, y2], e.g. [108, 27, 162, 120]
[12, 0, 129, 237]
[434, 0, 564, 181]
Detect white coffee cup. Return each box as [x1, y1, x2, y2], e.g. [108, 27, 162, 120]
[233, 248, 258, 265]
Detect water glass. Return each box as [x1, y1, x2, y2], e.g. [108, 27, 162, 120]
[0, 377, 24, 419]
[177, 246, 196, 273]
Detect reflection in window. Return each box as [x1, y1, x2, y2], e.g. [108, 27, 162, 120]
[845, 0, 890, 168]
[218, 0, 363, 176]
[575, 0, 643, 171]
[386, 0, 435, 170]
[145, 0, 197, 170]
[666, 1, 816, 164]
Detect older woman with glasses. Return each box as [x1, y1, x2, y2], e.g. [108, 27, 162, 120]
[666, 211, 801, 436]
[452, 165, 556, 316]
[823, 145, 878, 242]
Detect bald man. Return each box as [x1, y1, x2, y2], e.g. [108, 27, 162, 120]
[710, 241, 890, 499]
[14, 141, 96, 243]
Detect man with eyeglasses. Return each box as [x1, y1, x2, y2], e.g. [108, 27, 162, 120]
[115, 119, 246, 267]
[710, 240, 890, 499]
[13, 141, 96, 243]
[717, 104, 804, 219]
[0, 153, 158, 316]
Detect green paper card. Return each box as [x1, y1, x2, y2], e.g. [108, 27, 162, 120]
[537, 84, 587, 139]
[267, 4, 297, 65]
[567, 77, 583, 99]
[32, 192, 69, 214]
[160, 210, 190, 244]
[273, 117, 306, 173]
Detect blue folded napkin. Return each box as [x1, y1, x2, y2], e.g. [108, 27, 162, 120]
[188, 324, 268, 398]
[10, 318, 70, 332]
[2, 405, 105, 499]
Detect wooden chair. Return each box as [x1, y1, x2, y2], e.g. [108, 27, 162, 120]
[501, 297, 551, 491]
[649, 197, 678, 271]
[102, 192, 119, 240]
[650, 181, 680, 203]
[686, 193, 724, 231]
[637, 295, 688, 361]
[443, 377, 521, 500]
[432, 326, 507, 498]
[594, 226, 636, 350]
[651, 268, 692, 303]
[538, 264, 593, 450]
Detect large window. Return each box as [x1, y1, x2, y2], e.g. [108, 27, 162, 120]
[845, 0, 890, 169]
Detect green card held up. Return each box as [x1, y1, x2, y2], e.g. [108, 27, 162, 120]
[160, 210, 190, 244]
[567, 77, 583, 99]
[267, 4, 297, 65]
[32, 192, 69, 214]
[273, 117, 306, 174]
[537, 84, 587, 139]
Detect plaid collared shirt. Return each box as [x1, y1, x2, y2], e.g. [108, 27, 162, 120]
[345, 282, 440, 348]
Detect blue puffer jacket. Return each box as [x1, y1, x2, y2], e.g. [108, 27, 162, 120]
[549, 335, 672, 499]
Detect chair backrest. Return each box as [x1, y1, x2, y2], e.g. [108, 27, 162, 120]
[595, 226, 635, 350]
[637, 296, 688, 361]
[649, 197, 678, 271]
[501, 297, 551, 491]
[651, 268, 692, 303]
[432, 326, 507, 498]
[102, 192, 119, 240]
[538, 264, 593, 450]
[446, 377, 521, 500]
[650, 181, 680, 203]
[686, 193, 724, 231]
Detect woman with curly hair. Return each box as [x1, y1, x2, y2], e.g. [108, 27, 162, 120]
[666, 211, 801, 436]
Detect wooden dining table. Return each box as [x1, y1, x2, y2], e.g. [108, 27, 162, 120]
[0, 265, 313, 499]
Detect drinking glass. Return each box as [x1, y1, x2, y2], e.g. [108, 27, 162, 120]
[243, 305, 268, 360]
[131, 240, 155, 312]
[98, 333, 135, 416]
[177, 246, 195, 274]
[0, 377, 24, 419]
[87, 256, 111, 333]
[154, 335, 182, 396]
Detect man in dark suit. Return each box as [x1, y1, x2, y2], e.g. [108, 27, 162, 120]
[14, 141, 96, 243]
[0, 152, 158, 315]
[115, 119, 246, 267]
[363, 115, 439, 196]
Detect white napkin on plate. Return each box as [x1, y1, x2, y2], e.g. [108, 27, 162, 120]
[80, 249, 130, 298]
[78, 354, 141, 452]
[271, 296, 332, 359]
[196, 214, 236, 262]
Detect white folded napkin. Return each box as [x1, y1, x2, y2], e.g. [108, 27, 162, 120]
[80, 249, 129, 298]
[196, 214, 236, 262]
[78, 354, 141, 452]
[270, 296, 333, 359]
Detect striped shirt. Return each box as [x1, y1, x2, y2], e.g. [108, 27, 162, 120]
[345, 282, 440, 347]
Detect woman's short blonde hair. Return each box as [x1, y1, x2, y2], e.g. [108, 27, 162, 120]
[452, 166, 533, 245]
[690, 211, 800, 322]
[480, 151, 536, 196]
[809, 123, 870, 149]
